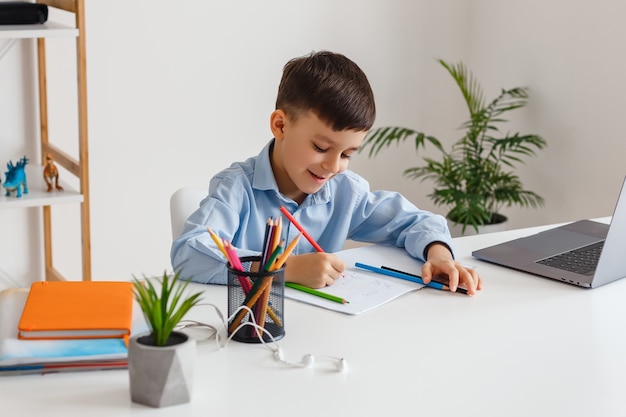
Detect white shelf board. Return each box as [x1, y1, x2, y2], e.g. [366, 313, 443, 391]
[0, 164, 83, 209]
[0, 21, 78, 39]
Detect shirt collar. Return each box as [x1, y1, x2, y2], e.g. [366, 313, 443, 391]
[252, 140, 278, 192]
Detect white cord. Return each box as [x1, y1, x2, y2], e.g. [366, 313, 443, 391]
[175, 302, 280, 352]
[175, 302, 347, 372]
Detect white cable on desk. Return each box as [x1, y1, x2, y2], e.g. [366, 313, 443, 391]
[175, 302, 348, 372]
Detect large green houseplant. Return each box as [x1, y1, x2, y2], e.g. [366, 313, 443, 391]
[129, 271, 203, 408]
[362, 59, 547, 234]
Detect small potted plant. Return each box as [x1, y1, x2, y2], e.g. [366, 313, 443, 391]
[361, 59, 547, 235]
[129, 270, 203, 408]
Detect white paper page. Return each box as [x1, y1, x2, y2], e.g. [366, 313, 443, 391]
[284, 245, 425, 315]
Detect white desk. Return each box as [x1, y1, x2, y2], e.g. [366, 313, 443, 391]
[2, 221, 626, 416]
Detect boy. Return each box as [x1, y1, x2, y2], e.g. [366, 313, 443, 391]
[171, 51, 482, 294]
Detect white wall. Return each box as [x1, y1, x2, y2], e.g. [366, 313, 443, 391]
[1, 0, 625, 286]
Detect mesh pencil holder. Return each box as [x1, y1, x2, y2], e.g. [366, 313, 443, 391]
[227, 256, 285, 343]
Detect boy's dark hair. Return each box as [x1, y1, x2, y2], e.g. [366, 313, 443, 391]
[276, 51, 376, 132]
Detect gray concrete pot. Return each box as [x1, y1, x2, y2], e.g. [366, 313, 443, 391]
[128, 331, 196, 408]
[447, 214, 509, 237]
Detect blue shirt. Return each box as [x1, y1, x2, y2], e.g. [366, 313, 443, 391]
[170, 140, 453, 284]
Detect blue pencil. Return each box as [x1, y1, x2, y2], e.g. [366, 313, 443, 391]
[354, 262, 447, 291]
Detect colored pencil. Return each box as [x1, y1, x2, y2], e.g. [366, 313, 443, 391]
[207, 227, 229, 260]
[222, 240, 252, 293]
[264, 239, 284, 271]
[381, 265, 468, 295]
[260, 218, 274, 266]
[271, 217, 282, 255]
[271, 233, 301, 271]
[279, 206, 324, 252]
[223, 240, 245, 272]
[228, 277, 273, 334]
[285, 282, 349, 304]
[355, 262, 442, 289]
[222, 238, 282, 327]
[256, 224, 285, 329]
[355, 262, 467, 294]
[255, 277, 273, 337]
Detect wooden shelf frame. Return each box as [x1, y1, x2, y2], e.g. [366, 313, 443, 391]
[0, 0, 91, 281]
[37, 0, 91, 281]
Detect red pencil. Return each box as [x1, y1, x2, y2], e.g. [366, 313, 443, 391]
[279, 206, 324, 252]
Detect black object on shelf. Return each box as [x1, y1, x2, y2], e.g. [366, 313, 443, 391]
[0, 2, 49, 25]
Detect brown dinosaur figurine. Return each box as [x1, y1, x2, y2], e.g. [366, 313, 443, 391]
[43, 153, 63, 192]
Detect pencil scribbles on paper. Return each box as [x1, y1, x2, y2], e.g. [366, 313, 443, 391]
[333, 272, 394, 298]
[284, 269, 422, 315]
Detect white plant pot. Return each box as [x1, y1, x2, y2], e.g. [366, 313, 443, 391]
[447, 214, 509, 237]
[128, 331, 196, 408]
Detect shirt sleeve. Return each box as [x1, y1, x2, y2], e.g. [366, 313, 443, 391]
[170, 175, 258, 285]
[346, 174, 454, 262]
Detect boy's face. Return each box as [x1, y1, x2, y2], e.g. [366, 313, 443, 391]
[270, 110, 366, 204]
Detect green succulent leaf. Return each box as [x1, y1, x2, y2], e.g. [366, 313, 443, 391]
[132, 270, 203, 346]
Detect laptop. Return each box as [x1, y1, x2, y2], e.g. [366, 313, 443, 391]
[472, 176, 626, 288]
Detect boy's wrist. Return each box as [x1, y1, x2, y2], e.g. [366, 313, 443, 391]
[424, 241, 454, 260]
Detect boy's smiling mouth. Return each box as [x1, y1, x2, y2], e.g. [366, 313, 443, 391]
[309, 170, 328, 183]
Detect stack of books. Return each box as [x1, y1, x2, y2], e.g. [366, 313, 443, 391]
[0, 281, 142, 376]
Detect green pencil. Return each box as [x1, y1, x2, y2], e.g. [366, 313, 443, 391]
[285, 282, 349, 304]
[264, 240, 285, 271]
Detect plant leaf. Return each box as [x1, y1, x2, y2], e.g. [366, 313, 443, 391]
[359, 58, 547, 231]
[132, 270, 203, 346]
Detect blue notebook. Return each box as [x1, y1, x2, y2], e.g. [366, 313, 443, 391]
[0, 287, 147, 375]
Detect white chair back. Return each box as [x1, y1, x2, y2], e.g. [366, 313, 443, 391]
[169, 187, 206, 239]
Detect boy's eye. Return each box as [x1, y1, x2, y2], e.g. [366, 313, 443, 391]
[313, 143, 352, 160]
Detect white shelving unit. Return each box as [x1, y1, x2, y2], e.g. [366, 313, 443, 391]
[0, 164, 83, 209]
[0, 21, 77, 39]
[0, 0, 91, 282]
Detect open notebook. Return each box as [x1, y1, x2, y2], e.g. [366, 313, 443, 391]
[284, 245, 427, 315]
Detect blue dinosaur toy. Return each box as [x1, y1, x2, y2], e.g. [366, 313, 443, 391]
[3, 156, 29, 198]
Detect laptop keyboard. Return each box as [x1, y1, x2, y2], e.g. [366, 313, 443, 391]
[536, 241, 604, 276]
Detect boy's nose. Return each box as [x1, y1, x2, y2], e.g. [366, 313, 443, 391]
[321, 155, 341, 173]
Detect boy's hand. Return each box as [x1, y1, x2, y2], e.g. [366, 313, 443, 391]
[422, 243, 483, 295]
[284, 253, 346, 289]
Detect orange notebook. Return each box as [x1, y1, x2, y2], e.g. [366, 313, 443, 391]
[17, 281, 134, 341]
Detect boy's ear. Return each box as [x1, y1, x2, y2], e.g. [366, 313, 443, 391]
[270, 109, 287, 139]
